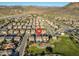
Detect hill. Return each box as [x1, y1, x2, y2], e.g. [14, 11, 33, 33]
[0, 3, 79, 16]
[62, 2, 79, 15]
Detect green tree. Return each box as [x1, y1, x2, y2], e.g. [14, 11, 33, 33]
[46, 46, 53, 54]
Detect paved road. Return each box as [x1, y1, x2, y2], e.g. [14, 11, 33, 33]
[16, 32, 29, 56]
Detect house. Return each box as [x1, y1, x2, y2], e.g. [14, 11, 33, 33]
[29, 36, 34, 42]
[3, 43, 15, 50]
[32, 25, 35, 29]
[18, 25, 22, 29]
[27, 26, 31, 30]
[8, 30, 13, 34]
[31, 30, 35, 34]
[7, 25, 12, 29]
[26, 30, 30, 34]
[1, 30, 7, 35]
[25, 23, 27, 26]
[12, 22, 16, 26]
[13, 26, 17, 29]
[13, 30, 19, 34]
[17, 23, 20, 25]
[21, 23, 24, 25]
[20, 29, 25, 34]
[5, 37, 13, 43]
[42, 36, 49, 42]
[22, 25, 26, 29]
[14, 36, 20, 42]
[41, 30, 46, 34]
[0, 37, 4, 43]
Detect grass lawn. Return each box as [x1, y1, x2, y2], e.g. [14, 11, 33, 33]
[51, 35, 79, 56]
[27, 34, 79, 56]
[27, 44, 45, 55]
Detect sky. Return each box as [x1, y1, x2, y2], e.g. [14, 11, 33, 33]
[0, 2, 70, 7]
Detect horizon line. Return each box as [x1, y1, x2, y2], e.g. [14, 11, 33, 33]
[0, 2, 70, 7]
